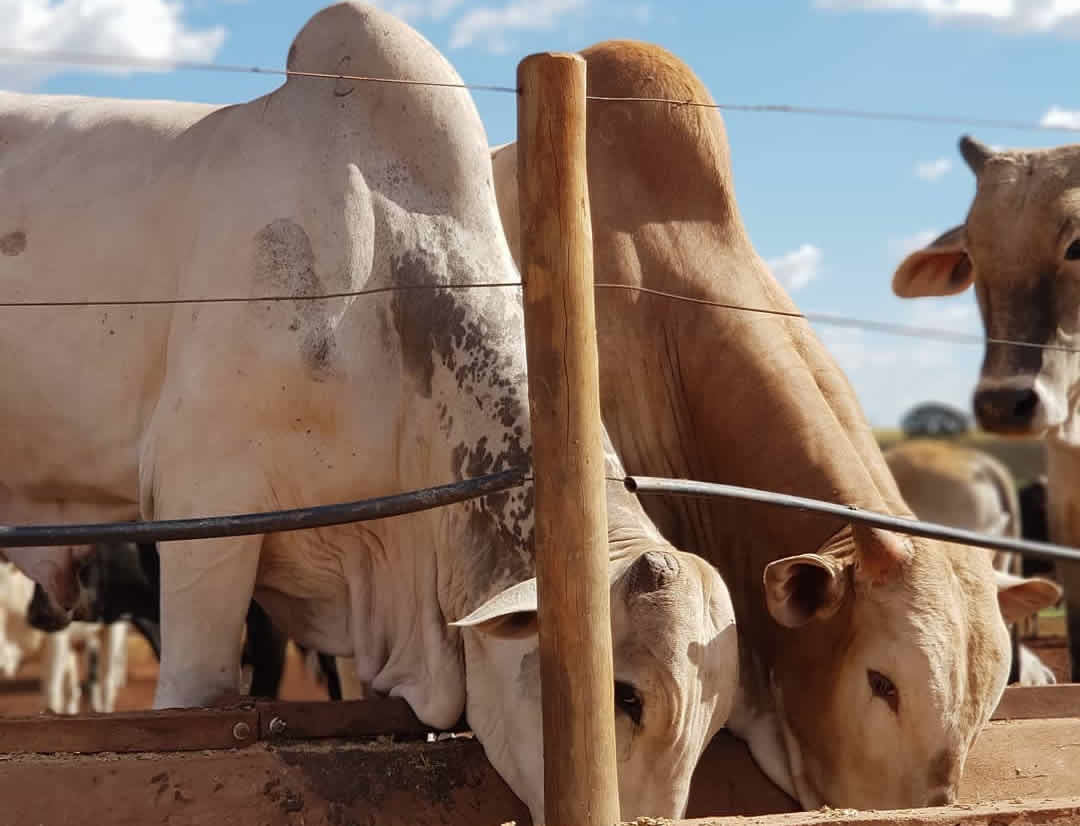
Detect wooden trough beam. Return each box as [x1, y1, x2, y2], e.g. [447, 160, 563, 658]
[0, 686, 1075, 825]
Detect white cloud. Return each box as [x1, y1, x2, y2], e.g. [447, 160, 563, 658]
[888, 228, 940, 260]
[814, 0, 1080, 35]
[0, 0, 225, 88]
[915, 157, 952, 181]
[766, 244, 823, 291]
[1041, 105, 1080, 128]
[449, 0, 586, 53]
[383, 0, 465, 21]
[809, 290, 984, 426]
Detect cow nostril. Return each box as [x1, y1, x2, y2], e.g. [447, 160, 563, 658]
[1013, 389, 1039, 420]
[974, 386, 1040, 430]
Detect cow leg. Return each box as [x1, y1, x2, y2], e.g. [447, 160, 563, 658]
[243, 600, 287, 699]
[41, 629, 76, 714]
[154, 535, 261, 709]
[98, 621, 129, 712]
[319, 653, 342, 701]
[0, 608, 17, 679]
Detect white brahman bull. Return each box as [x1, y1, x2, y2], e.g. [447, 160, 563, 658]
[0, 5, 737, 821]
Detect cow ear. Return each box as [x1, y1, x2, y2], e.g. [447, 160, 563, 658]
[892, 226, 973, 298]
[449, 578, 538, 639]
[763, 553, 849, 628]
[996, 571, 1062, 624]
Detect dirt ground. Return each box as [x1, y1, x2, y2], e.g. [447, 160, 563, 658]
[0, 633, 331, 717]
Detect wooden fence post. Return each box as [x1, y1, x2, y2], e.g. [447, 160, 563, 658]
[517, 52, 621, 826]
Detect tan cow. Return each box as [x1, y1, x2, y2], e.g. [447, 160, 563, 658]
[883, 439, 1061, 685]
[491, 40, 1049, 811]
[891, 134, 1080, 681]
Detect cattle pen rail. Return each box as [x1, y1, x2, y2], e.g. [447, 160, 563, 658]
[2, 42, 1080, 826]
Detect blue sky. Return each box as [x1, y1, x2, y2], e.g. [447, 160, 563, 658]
[4, 0, 1080, 426]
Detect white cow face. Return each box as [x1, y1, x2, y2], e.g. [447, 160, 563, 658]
[456, 548, 737, 824]
[759, 525, 1052, 810]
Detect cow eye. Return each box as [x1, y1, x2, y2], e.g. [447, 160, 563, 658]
[614, 680, 643, 725]
[868, 669, 899, 713]
[1065, 240, 1080, 261]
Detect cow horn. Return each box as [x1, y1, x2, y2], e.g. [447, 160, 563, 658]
[626, 550, 680, 596]
[958, 135, 993, 175]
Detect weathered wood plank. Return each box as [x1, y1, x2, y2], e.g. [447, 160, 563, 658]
[0, 739, 530, 826]
[0, 717, 1075, 825]
[674, 797, 1080, 826]
[0, 706, 259, 754]
[255, 698, 464, 741]
[685, 717, 1080, 818]
[992, 683, 1080, 720]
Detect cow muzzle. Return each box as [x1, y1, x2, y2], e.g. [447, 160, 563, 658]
[972, 382, 1041, 434]
[26, 583, 74, 632]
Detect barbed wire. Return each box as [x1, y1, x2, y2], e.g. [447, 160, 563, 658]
[4, 47, 1080, 134]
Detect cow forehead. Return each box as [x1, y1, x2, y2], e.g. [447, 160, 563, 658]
[969, 151, 1080, 255]
[615, 559, 731, 670]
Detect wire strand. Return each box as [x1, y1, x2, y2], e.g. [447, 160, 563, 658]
[3, 47, 1078, 133]
[585, 95, 1080, 134]
[0, 281, 523, 308]
[0, 47, 519, 94]
[593, 282, 1080, 355]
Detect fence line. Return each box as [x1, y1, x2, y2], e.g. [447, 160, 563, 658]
[622, 475, 1080, 565]
[593, 282, 1079, 354]
[0, 279, 1069, 356]
[0, 47, 518, 95]
[4, 467, 1075, 564]
[0, 470, 527, 547]
[0, 281, 523, 309]
[584, 95, 1080, 134]
[5, 47, 1080, 135]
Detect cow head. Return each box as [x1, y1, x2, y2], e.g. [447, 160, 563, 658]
[893, 135, 1080, 436]
[24, 541, 155, 633]
[5, 545, 98, 631]
[454, 548, 737, 824]
[756, 523, 1053, 809]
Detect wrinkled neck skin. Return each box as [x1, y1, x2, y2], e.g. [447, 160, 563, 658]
[593, 214, 911, 797]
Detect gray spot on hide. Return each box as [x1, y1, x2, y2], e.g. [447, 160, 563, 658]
[461, 505, 533, 603]
[516, 649, 541, 701]
[0, 231, 26, 256]
[254, 219, 337, 378]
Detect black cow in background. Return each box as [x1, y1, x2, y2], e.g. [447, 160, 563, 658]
[26, 542, 341, 701]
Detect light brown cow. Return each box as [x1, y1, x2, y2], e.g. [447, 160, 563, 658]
[883, 439, 1061, 685]
[892, 135, 1080, 681]
[491, 41, 1050, 811]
